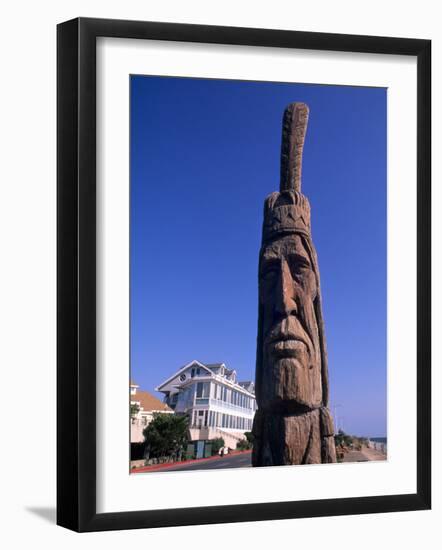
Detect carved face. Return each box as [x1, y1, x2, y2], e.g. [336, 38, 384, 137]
[259, 233, 323, 410]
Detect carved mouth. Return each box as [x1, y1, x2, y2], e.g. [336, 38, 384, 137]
[268, 332, 308, 346]
[265, 317, 313, 358]
[271, 337, 307, 357]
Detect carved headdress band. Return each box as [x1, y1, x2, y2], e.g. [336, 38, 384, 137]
[262, 103, 312, 243]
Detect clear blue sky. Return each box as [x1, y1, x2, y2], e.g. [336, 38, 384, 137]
[130, 75, 387, 438]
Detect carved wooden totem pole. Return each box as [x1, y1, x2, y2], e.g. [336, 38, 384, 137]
[252, 103, 337, 466]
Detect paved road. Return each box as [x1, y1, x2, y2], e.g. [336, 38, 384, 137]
[342, 448, 386, 463]
[160, 451, 252, 472]
[342, 450, 369, 462]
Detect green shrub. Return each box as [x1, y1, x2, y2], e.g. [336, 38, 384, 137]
[236, 435, 253, 451]
[210, 437, 225, 455]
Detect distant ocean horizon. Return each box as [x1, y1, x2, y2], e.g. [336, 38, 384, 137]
[370, 437, 387, 444]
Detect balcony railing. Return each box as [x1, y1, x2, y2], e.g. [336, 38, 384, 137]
[205, 398, 254, 415]
[176, 394, 256, 413]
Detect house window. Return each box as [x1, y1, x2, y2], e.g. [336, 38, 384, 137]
[195, 410, 204, 427]
[196, 382, 210, 399]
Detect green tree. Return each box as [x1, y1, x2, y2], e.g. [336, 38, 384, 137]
[130, 403, 140, 419]
[334, 429, 347, 448]
[143, 413, 188, 460]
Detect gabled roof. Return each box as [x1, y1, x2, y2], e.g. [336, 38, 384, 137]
[155, 360, 256, 397]
[155, 359, 213, 391]
[131, 390, 172, 413]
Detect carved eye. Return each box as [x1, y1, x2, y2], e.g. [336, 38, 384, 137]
[289, 257, 310, 278]
[261, 265, 279, 283]
[298, 262, 310, 274]
[263, 269, 276, 280]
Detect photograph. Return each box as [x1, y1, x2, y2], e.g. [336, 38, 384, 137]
[129, 75, 387, 473]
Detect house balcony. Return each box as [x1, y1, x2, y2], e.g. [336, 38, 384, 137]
[192, 397, 254, 416]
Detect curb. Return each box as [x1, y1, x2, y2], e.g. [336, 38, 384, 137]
[131, 449, 252, 473]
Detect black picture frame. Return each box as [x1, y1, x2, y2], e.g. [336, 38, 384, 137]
[57, 17, 431, 532]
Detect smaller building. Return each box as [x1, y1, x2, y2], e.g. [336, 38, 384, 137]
[130, 381, 173, 443]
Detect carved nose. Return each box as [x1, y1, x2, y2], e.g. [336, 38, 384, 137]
[275, 259, 298, 317]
